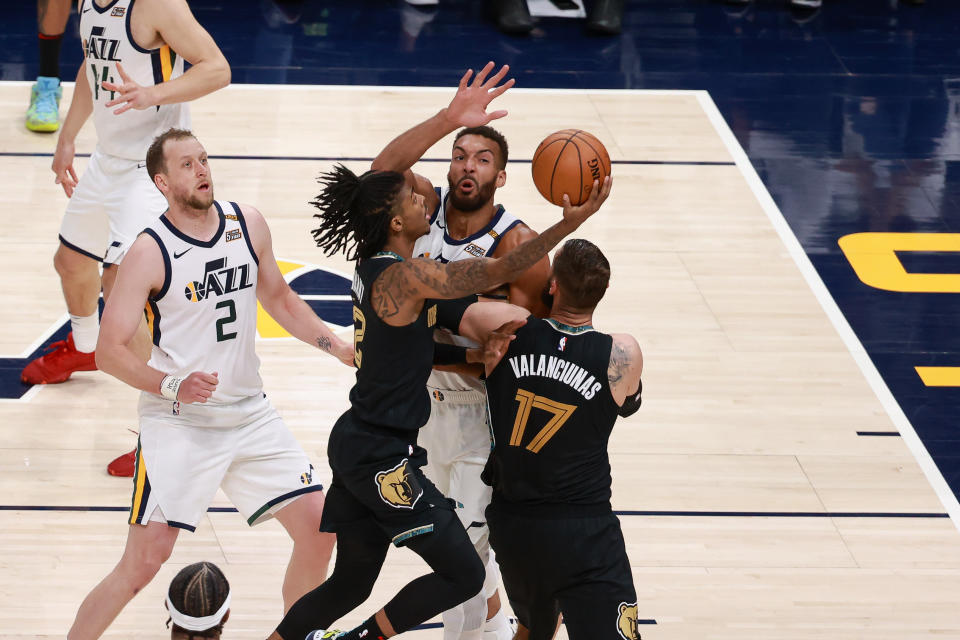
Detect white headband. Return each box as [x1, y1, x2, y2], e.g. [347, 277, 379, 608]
[166, 591, 231, 632]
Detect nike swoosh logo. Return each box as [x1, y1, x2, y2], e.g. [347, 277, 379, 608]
[137, 162, 147, 169]
[82, 6, 91, 12]
[173, 248, 192, 259]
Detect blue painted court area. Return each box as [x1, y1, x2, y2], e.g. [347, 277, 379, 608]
[3, 0, 959, 500]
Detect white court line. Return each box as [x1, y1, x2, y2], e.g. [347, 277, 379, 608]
[0, 314, 70, 404]
[0, 80, 703, 97]
[1, 314, 70, 359]
[695, 90, 960, 532]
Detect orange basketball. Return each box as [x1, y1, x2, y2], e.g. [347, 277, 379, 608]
[531, 129, 611, 206]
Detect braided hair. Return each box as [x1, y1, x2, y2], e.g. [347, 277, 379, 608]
[167, 562, 230, 639]
[310, 164, 407, 261]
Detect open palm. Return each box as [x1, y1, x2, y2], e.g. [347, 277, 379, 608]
[446, 61, 516, 128]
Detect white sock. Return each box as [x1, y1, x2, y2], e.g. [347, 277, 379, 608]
[483, 607, 513, 640]
[69, 312, 99, 353]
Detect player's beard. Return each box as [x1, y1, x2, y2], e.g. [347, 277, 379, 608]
[173, 186, 215, 212]
[447, 175, 497, 212]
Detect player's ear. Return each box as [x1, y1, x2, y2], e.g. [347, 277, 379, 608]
[154, 173, 168, 192]
[389, 214, 403, 233]
[549, 278, 558, 295]
[496, 169, 506, 188]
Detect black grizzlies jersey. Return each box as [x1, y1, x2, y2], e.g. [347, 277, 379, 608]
[484, 316, 621, 508]
[348, 253, 463, 431]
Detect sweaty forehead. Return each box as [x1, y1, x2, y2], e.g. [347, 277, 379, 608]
[454, 135, 497, 156]
[167, 137, 205, 159]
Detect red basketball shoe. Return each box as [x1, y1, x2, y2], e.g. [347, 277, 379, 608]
[107, 449, 137, 477]
[21, 332, 97, 384]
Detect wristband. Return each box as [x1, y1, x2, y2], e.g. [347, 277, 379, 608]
[159, 375, 184, 401]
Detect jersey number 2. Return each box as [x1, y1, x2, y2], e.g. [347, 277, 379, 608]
[352, 306, 365, 368]
[510, 389, 577, 453]
[216, 300, 237, 342]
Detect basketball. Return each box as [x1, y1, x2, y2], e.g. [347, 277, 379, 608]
[531, 129, 611, 206]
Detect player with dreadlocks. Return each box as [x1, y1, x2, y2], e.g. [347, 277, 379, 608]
[165, 562, 231, 640]
[271, 63, 612, 640]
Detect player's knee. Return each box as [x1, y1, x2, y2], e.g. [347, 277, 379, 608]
[452, 546, 486, 603]
[122, 553, 165, 591]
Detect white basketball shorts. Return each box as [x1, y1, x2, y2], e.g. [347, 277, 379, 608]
[129, 393, 322, 531]
[419, 387, 493, 553]
[59, 147, 168, 266]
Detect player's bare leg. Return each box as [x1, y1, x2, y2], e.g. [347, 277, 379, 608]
[67, 521, 180, 640]
[23, 244, 101, 384]
[55, 244, 100, 326]
[274, 492, 336, 611]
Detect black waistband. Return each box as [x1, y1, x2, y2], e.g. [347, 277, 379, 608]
[489, 496, 612, 519]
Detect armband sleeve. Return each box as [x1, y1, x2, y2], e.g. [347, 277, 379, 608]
[433, 342, 469, 365]
[617, 379, 642, 418]
[435, 294, 479, 332]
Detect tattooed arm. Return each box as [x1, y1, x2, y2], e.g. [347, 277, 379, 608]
[371, 176, 612, 325]
[608, 333, 643, 406]
[245, 205, 354, 366]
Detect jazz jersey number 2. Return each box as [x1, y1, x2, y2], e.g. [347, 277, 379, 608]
[216, 300, 238, 342]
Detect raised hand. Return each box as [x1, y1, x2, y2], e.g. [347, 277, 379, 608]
[178, 371, 219, 404]
[446, 61, 516, 128]
[102, 62, 156, 114]
[52, 137, 78, 197]
[482, 317, 527, 373]
[561, 175, 612, 229]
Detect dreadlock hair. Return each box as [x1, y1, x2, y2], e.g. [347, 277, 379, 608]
[310, 164, 407, 261]
[553, 238, 610, 311]
[167, 562, 230, 639]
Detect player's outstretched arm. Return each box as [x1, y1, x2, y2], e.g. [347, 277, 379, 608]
[97, 235, 218, 403]
[371, 176, 611, 325]
[458, 301, 530, 375]
[371, 61, 514, 206]
[51, 62, 94, 197]
[244, 205, 354, 367]
[101, 0, 229, 113]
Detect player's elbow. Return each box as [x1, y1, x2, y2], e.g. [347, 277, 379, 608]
[94, 343, 119, 376]
[214, 57, 231, 90]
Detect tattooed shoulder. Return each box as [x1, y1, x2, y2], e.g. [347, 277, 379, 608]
[372, 263, 414, 320]
[608, 334, 641, 388]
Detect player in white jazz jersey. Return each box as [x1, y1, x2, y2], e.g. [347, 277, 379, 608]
[22, 0, 229, 409]
[64, 129, 354, 640]
[371, 62, 551, 640]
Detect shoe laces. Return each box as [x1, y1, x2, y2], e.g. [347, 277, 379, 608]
[34, 86, 60, 114]
[43, 339, 69, 353]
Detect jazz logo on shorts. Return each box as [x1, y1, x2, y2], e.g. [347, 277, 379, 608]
[301, 463, 314, 486]
[375, 458, 422, 510]
[617, 602, 640, 640]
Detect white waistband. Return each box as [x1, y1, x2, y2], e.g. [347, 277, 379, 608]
[427, 387, 487, 404]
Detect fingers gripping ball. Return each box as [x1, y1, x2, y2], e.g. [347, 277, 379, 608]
[532, 129, 611, 206]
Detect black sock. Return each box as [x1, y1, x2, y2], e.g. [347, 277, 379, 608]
[342, 616, 386, 640]
[38, 32, 63, 79]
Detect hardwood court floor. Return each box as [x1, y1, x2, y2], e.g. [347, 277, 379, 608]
[1, 83, 958, 639]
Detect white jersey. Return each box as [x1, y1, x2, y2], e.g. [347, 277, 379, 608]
[413, 186, 524, 393]
[79, 0, 191, 160]
[141, 201, 263, 405]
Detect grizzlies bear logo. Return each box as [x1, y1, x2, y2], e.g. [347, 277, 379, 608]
[617, 602, 640, 640]
[375, 459, 423, 509]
